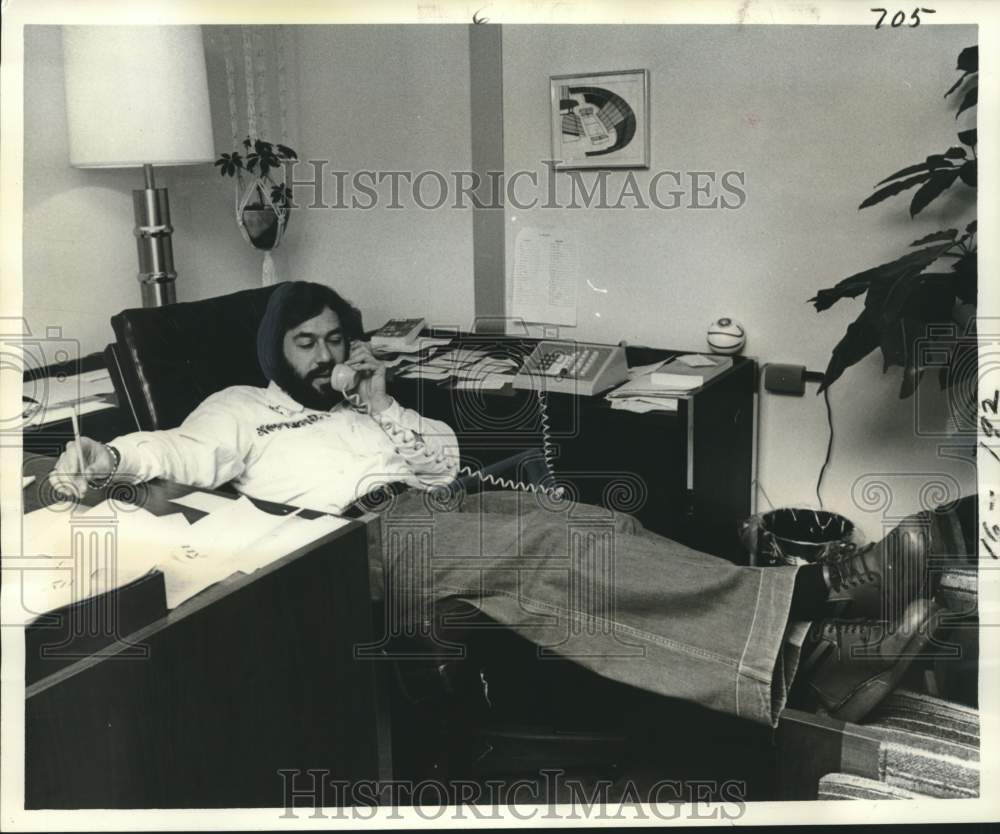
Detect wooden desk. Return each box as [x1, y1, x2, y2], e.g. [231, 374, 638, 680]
[391, 338, 757, 562]
[22, 457, 391, 809]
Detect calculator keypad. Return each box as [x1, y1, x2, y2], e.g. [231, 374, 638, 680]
[538, 348, 600, 379]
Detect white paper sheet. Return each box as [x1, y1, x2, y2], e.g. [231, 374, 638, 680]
[510, 227, 579, 326]
[398, 365, 453, 381]
[676, 354, 719, 368]
[453, 374, 512, 391]
[372, 336, 452, 355]
[24, 396, 113, 427]
[627, 359, 670, 378]
[18, 496, 350, 612]
[169, 490, 239, 515]
[608, 397, 679, 414]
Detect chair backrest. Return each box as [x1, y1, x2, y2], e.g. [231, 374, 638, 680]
[109, 285, 281, 431]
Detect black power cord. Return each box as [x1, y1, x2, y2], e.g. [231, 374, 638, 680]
[799, 370, 833, 508]
[815, 384, 834, 508]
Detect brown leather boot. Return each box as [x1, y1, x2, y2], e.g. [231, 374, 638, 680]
[801, 598, 938, 723]
[823, 516, 932, 622]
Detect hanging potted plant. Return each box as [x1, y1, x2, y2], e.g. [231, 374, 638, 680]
[215, 137, 298, 251]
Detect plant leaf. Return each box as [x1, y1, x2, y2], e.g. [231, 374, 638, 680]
[810, 243, 952, 312]
[880, 274, 922, 330]
[959, 160, 977, 187]
[910, 168, 961, 217]
[951, 255, 977, 304]
[956, 85, 977, 118]
[901, 275, 957, 323]
[944, 146, 967, 160]
[958, 128, 977, 147]
[818, 307, 880, 393]
[876, 162, 934, 186]
[966, 220, 977, 234]
[899, 364, 922, 400]
[910, 229, 957, 246]
[860, 172, 933, 210]
[880, 317, 907, 371]
[956, 46, 978, 74]
[944, 72, 969, 98]
[276, 144, 298, 159]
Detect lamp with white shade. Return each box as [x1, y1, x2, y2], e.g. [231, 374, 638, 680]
[62, 26, 215, 307]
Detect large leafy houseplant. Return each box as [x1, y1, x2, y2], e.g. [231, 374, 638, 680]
[810, 46, 977, 400]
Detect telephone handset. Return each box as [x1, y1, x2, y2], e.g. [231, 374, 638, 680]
[330, 364, 361, 393]
[330, 361, 565, 499]
[512, 340, 629, 396]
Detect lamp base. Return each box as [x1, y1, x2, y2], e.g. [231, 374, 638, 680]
[139, 278, 177, 307]
[133, 166, 177, 308]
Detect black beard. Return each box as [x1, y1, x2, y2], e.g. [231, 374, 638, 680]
[274, 362, 345, 411]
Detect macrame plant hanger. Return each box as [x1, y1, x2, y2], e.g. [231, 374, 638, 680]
[223, 26, 292, 286]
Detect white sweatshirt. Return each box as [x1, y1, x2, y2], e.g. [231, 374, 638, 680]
[111, 381, 460, 514]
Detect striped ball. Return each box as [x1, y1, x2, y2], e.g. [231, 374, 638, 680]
[706, 317, 746, 355]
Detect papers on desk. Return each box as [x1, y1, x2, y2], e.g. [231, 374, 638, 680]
[626, 359, 670, 379]
[14, 493, 350, 615]
[650, 355, 732, 392]
[607, 354, 732, 413]
[24, 367, 117, 426]
[453, 374, 512, 391]
[396, 347, 518, 385]
[168, 490, 240, 515]
[606, 372, 681, 413]
[12, 502, 172, 624]
[372, 335, 453, 356]
[400, 364, 453, 381]
[609, 396, 678, 414]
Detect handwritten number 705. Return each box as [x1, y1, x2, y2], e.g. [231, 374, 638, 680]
[871, 8, 936, 28]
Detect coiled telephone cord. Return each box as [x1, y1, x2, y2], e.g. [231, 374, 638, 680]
[344, 389, 565, 500]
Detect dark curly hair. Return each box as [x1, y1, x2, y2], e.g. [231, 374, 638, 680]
[256, 281, 365, 404]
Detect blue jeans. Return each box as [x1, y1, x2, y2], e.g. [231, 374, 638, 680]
[368, 458, 804, 727]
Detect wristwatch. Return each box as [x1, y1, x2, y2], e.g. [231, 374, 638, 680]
[87, 444, 121, 489]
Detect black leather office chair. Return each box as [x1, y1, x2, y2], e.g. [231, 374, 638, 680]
[106, 284, 281, 432]
[103, 286, 630, 783]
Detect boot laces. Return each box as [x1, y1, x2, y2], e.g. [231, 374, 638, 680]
[820, 619, 876, 652]
[827, 543, 877, 590]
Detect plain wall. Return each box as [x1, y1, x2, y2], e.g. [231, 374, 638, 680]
[288, 25, 475, 333]
[502, 25, 978, 539]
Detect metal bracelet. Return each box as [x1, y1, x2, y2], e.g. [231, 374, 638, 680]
[87, 444, 121, 490]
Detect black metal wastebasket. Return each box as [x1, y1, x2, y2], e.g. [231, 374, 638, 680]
[740, 508, 855, 566]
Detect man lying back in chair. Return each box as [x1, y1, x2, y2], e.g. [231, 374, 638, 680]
[52, 281, 941, 727]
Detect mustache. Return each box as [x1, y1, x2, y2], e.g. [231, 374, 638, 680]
[307, 365, 335, 381]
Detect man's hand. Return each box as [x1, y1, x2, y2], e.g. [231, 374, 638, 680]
[346, 340, 392, 414]
[49, 437, 115, 497]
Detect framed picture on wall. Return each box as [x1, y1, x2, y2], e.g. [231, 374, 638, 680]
[550, 69, 650, 170]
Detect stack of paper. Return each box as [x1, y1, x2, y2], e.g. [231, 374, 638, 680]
[371, 335, 453, 356]
[605, 354, 731, 414]
[650, 354, 731, 392]
[24, 367, 118, 426]
[605, 371, 681, 414]
[398, 347, 518, 387]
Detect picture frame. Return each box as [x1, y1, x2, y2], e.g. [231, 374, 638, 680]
[549, 69, 650, 170]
